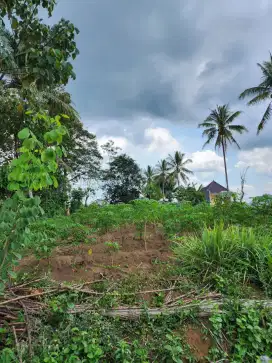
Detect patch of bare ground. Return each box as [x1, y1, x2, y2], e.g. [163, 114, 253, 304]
[185, 325, 212, 361]
[19, 225, 173, 282]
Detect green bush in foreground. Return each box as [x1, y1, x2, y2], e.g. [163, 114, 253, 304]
[173, 223, 272, 294]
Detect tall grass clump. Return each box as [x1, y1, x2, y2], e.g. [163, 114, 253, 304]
[173, 223, 272, 294]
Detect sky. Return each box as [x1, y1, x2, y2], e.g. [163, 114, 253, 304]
[48, 0, 272, 199]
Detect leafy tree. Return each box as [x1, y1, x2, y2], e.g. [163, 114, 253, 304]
[142, 165, 161, 199]
[154, 159, 169, 200]
[63, 124, 102, 184]
[143, 182, 162, 200]
[70, 188, 86, 213]
[0, 1, 79, 86]
[167, 151, 193, 186]
[0, 111, 67, 286]
[144, 165, 155, 184]
[175, 184, 205, 205]
[198, 105, 247, 190]
[164, 174, 177, 201]
[103, 154, 143, 204]
[239, 53, 272, 133]
[0, 0, 80, 164]
[101, 140, 121, 160]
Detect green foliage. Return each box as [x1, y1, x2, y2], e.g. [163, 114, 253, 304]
[103, 153, 143, 203]
[0, 0, 79, 86]
[199, 104, 247, 190]
[114, 340, 132, 362]
[0, 192, 42, 286]
[0, 348, 16, 363]
[173, 223, 272, 294]
[38, 328, 104, 362]
[8, 112, 67, 192]
[104, 241, 120, 252]
[26, 216, 90, 257]
[251, 194, 272, 216]
[162, 333, 185, 363]
[210, 304, 272, 362]
[239, 53, 272, 133]
[175, 184, 205, 205]
[0, 112, 66, 284]
[143, 182, 162, 200]
[70, 188, 85, 213]
[105, 241, 120, 266]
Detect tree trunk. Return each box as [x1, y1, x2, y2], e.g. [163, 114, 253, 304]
[162, 180, 165, 200]
[222, 141, 229, 190]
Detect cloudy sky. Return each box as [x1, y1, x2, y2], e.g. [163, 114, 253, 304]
[50, 0, 272, 198]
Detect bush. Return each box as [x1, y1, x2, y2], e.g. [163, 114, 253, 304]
[173, 223, 272, 294]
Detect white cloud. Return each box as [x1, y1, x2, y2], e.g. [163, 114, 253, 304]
[97, 136, 129, 150]
[144, 127, 180, 155]
[236, 147, 272, 174]
[230, 183, 255, 197]
[190, 150, 225, 173]
[263, 182, 272, 194]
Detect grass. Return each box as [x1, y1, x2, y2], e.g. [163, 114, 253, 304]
[3, 199, 272, 361]
[173, 223, 272, 295]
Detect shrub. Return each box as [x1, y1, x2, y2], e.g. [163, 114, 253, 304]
[173, 223, 272, 294]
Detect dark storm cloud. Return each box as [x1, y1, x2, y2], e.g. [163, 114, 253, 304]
[51, 0, 272, 125]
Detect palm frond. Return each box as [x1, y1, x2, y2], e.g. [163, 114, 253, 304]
[247, 91, 271, 105]
[198, 121, 216, 128]
[225, 110, 242, 125]
[202, 127, 217, 137]
[202, 130, 217, 149]
[181, 167, 193, 175]
[228, 124, 248, 133]
[239, 86, 268, 100]
[258, 102, 272, 134]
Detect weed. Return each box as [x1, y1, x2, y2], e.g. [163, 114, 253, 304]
[209, 303, 272, 362]
[105, 241, 120, 266]
[173, 223, 272, 294]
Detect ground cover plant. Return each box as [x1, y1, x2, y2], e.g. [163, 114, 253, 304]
[2, 2, 272, 361]
[1, 197, 272, 362]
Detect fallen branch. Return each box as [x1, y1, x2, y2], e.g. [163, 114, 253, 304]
[12, 326, 23, 363]
[0, 289, 59, 306]
[68, 299, 272, 319]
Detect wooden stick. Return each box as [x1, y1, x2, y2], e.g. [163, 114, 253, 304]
[12, 325, 23, 363]
[68, 299, 272, 319]
[0, 289, 59, 306]
[10, 277, 47, 290]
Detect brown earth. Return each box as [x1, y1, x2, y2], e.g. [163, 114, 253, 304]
[20, 225, 172, 282]
[19, 225, 219, 360]
[185, 325, 212, 361]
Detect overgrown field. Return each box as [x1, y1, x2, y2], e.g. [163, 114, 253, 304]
[2, 198, 272, 362]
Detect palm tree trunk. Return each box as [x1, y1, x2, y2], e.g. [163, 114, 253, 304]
[162, 180, 165, 200]
[222, 140, 229, 190]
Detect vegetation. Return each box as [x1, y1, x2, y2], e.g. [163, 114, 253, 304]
[240, 53, 272, 133]
[166, 151, 193, 187]
[1, 1, 272, 361]
[199, 105, 248, 190]
[103, 154, 143, 204]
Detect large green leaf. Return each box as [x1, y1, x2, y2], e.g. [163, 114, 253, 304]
[18, 128, 30, 140]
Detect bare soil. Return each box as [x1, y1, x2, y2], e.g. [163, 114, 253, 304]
[20, 225, 172, 282]
[185, 325, 212, 361]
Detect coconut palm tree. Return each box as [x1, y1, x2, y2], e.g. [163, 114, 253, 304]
[198, 105, 248, 190]
[154, 159, 169, 200]
[239, 53, 272, 133]
[167, 151, 193, 187]
[144, 165, 155, 184]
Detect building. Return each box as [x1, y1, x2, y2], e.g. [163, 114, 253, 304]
[201, 181, 228, 204]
